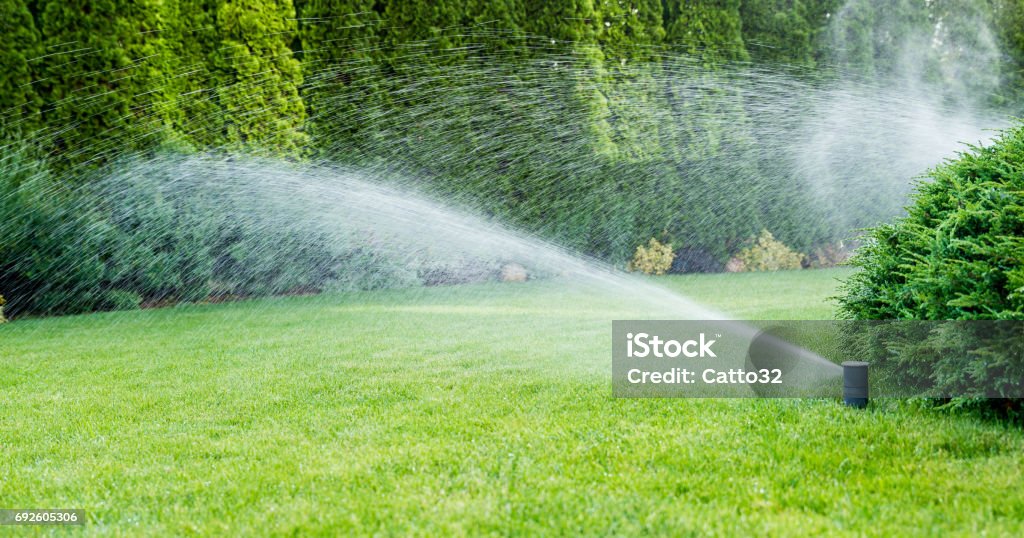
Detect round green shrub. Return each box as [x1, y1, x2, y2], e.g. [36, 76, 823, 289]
[837, 123, 1024, 401]
[838, 124, 1024, 321]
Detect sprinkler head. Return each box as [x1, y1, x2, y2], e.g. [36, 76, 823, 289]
[842, 361, 869, 408]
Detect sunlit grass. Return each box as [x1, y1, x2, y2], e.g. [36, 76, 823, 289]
[2, 268, 1022, 535]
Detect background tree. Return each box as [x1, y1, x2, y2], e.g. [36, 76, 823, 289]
[993, 0, 1024, 108]
[205, 0, 307, 154]
[32, 0, 176, 168]
[162, 0, 222, 151]
[0, 0, 43, 141]
[663, 0, 747, 64]
[295, 0, 384, 157]
[740, 0, 841, 67]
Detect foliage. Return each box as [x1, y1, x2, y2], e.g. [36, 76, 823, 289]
[627, 238, 674, 275]
[294, 0, 384, 153]
[733, 229, 805, 272]
[740, 0, 841, 66]
[664, 0, 748, 64]
[839, 124, 1024, 321]
[162, 0, 222, 151]
[0, 0, 42, 138]
[419, 260, 499, 287]
[5, 0, 1024, 318]
[0, 151, 418, 317]
[838, 124, 1024, 399]
[207, 0, 308, 154]
[670, 246, 725, 274]
[804, 241, 854, 269]
[31, 0, 176, 169]
[525, 0, 599, 43]
[0, 153, 121, 316]
[92, 155, 418, 306]
[0, 293, 6, 322]
[828, 0, 1005, 107]
[994, 0, 1024, 108]
[102, 290, 143, 311]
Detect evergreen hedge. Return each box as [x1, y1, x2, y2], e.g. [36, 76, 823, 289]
[4, 0, 1024, 319]
[33, 0, 176, 168]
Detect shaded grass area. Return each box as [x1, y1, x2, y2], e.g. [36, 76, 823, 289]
[2, 268, 1023, 535]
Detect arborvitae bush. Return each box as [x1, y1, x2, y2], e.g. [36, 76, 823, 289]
[733, 229, 804, 272]
[295, 0, 385, 153]
[33, 0, 176, 169]
[838, 124, 1024, 400]
[206, 0, 307, 154]
[0, 0, 42, 139]
[663, 0, 748, 64]
[839, 125, 1024, 321]
[627, 238, 674, 275]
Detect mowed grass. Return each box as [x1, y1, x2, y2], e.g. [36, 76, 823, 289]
[2, 268, 1023, 536]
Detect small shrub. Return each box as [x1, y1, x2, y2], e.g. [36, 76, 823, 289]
[1, 150, 114, 317]
[2, 152, 421, 317]
[0, 294, 6, 323]
[627, 238, 674, 275]
[734, 230, 804, 272]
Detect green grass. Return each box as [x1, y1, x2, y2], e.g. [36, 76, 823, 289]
[2, 268, 1022, 536]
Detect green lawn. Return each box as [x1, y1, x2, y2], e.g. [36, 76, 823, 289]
[2, 268, 1022, 536]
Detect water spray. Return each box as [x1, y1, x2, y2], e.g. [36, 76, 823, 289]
[842, 361, 869, 408]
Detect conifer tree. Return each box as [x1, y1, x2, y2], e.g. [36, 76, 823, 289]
[0, 0, 43, 140]
[161, 0, 222, 150]
[466, 0, 527, 54]
[206, 0, 307, 154]
[594, 0, 667, 162]
[295, 0, 384, 154]
[663, 0, 747, 64]
[993, 0, 1024, 107]
[33, 0, 175, 167]
[739, 0, 839, 66]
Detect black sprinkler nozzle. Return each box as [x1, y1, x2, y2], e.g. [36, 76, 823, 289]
[842, 361, 869, 408]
